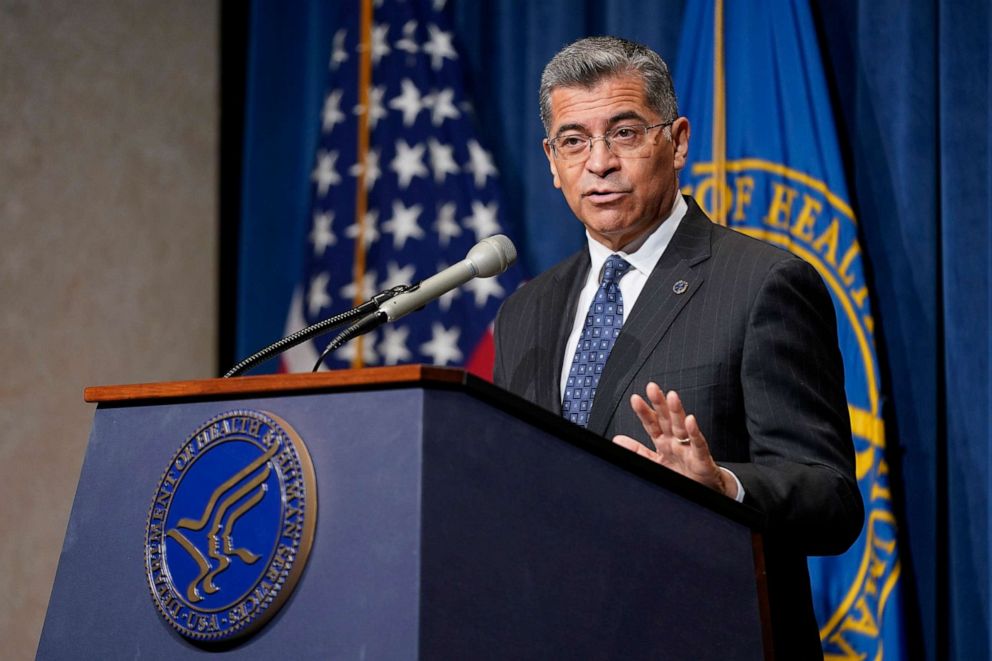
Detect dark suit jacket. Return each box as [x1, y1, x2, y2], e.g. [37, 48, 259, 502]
[493, 196, 864, 658]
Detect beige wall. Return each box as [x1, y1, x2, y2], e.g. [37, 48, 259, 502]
[0, 2, 218, 657]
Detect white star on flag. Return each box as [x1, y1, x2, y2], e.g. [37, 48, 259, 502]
[336, 330, 380, 366]
[309, 211, 336, 256]
[348, 149, 382, 191]
[464, 274, 506, 307]
[379, 326, 413, 364]
[420, 322, 463, 365]
[369, 86, 388, 129]
[463, 200, 501, 241]
[389, 79, 426, 126]
[464, 140, 498, 188]
[307, 271, 332, 317]
[322, 89, 346, 133]
[330, 29, 348, 70]
[391, 139, 429, 188]
[395, 20, 418, 55]
[428, 88, 460, 125]
[380, 261, 417, 290]
[433, 201, 461, 247]
[345, 209, 380, 248]
[339, 269, 379, 303]
[371, 23, 392, 66]
[311, 150, 341, 197]
[382, 200, 425, 249]
[427, 139, 459, 183]
[423, 24, 457, 70]
[355, 86, 388, 129]
[438, 287, 460, 311]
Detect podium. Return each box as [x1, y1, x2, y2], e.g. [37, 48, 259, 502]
[38, 366, 771, 660]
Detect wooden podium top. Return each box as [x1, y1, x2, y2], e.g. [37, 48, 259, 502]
[85, 364, 765, 531]
[85, 365, 473, 403]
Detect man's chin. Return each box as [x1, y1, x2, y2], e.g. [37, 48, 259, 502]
[583, 221, 640, 249]
[580, 210, 630, 233]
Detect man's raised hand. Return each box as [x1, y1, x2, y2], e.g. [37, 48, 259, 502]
[612, 382, 738, 498]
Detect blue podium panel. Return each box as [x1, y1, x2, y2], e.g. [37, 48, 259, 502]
[39, 389, 426, 659]
[39, 374, 766, 660]
[418, 391, 763, 660]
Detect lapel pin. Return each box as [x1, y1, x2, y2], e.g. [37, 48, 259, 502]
[673, 279, 689, 295]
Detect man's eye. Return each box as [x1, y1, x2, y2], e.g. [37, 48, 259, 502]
[558, 135, 587, 148]
[612, 126, 640, 140]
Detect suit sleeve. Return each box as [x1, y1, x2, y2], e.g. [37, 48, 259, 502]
[721, 257, 864, 555]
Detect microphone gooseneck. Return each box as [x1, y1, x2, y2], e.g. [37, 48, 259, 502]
[224, 235, 517, 376]
[378, 234, 517, 323]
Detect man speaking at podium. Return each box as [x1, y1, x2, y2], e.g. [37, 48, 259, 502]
[493, 37, 863, 658]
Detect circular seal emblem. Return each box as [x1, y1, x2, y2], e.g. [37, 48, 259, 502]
[144, 410, 317, 643]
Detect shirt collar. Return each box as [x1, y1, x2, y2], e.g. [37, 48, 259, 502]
[585, 193, 689, 280]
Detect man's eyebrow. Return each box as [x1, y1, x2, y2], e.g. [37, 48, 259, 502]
[552, 111, 649, 136]
[608, 110, 648, 125]
[553, 122, 587, 136]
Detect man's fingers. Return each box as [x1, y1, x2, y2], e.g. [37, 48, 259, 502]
[626, 385, 703, 460]
[612, 434, 640, 451]
[685, 414, 709, 451]
[617, 398, 726, 497]
[612, 435, 662, 463]
[645, 382, 673, 436]
[667, 390, 689, 439]
[685, 413, 704, 440]
[630, 394, 664, 439]
[646, 381, 666, 405]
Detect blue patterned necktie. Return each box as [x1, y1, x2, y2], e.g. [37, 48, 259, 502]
[562, 254, 632, 427]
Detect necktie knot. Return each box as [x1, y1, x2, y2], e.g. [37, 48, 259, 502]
[602, 254, 631, 286]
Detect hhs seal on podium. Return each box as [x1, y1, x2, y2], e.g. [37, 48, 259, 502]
[144, 410, 317, 643]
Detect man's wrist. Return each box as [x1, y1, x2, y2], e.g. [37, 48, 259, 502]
[718, 466, 744, 502]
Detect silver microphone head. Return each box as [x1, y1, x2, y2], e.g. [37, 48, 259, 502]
[466, 234, 517, 278]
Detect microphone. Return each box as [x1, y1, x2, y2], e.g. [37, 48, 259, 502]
[378, 235, 517, 322]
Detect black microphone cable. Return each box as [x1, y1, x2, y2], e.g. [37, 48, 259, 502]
[223, 285, 412, 377]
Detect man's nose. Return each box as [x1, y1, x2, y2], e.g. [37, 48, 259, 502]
[585, 137, 620, 175]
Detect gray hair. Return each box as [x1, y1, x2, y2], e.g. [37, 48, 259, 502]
[539, 36, 678, 135]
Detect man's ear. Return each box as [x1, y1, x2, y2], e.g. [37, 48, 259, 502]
[671, 117, 691, 171]
[543, 139, 562, 189]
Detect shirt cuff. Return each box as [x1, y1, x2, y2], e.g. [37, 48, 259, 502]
[719, 466, 745, 502]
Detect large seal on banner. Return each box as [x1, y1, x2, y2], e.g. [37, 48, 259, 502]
[144, 409, 317, 643]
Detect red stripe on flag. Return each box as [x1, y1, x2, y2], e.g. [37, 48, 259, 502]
[465, 328, 495, 382]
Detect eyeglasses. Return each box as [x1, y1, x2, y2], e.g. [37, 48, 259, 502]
[548, 121, 674, 161]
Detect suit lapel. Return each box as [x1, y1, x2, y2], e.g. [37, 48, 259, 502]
[586, 200, 714, 436]
[535, 250, 589, 413]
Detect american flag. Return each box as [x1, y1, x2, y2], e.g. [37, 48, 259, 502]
[282, 0, 523, 376]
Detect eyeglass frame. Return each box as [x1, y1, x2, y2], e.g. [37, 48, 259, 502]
[546, 120, 676, 160]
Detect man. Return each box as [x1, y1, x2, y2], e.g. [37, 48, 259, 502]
[493, 36, 863, 658]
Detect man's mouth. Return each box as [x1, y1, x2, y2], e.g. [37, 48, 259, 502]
[584, 190, 628, 203]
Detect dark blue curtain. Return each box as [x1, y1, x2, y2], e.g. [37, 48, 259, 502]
[815, 1, 991, 657]
[236, 1, 992, 657]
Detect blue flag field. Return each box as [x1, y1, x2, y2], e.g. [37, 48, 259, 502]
[675, 1, 905, 657]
